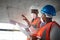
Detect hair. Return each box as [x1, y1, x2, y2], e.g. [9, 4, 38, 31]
[31, 9, 39, 16]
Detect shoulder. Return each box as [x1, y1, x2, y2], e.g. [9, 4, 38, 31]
[50, 22, 60, 40]
[36, 17, 40, 21]
[51, 21, 60, 33]
[37, 17, 40, 19]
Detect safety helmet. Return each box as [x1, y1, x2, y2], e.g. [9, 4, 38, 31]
[41, 5, 56, 16]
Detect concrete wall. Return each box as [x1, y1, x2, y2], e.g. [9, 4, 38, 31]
[53, 11, 60, 24]
[0, 0, 60, 24]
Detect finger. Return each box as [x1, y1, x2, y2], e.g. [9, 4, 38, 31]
[22, 14, 25, 17]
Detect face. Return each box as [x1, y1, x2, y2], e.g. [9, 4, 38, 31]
[31, 13, 37, 19]
[41, 14, 46, 22]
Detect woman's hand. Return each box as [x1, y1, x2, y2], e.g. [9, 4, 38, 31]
[22, 14, 27, 21]
[22, 14, 31, 27]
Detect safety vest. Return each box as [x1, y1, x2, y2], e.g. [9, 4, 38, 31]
[29, 17, 40, 35]
[37, 21, 60, 40]
[31, 17, 40, 28]
[27, 17, 40, 40]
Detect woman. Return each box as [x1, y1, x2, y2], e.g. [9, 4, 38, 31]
[22, 9, 40, 40]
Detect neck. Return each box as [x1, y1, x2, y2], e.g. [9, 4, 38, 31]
[46, 18, 52, 23]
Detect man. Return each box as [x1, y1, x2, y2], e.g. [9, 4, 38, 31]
[22, 9, 40, 40]
[36, 5, 60, 40]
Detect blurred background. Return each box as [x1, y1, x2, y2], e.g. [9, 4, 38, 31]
[0, 0, 60, 24]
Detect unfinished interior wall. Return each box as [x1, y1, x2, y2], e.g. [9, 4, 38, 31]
[0, 0, 60, 24]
